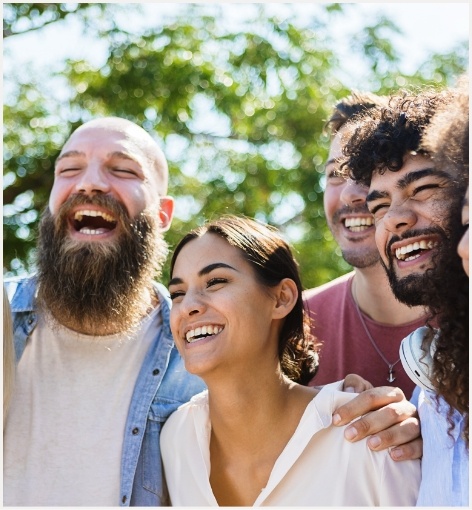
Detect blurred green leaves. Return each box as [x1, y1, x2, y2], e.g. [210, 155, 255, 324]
[3, 3, 468, 286]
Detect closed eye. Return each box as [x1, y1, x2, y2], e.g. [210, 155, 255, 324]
[413, 183, 439, 196]
[368, 202, 389, 216]
[59, 167, 81, 174]
[112, 168, 138, 176]
[169, 290, 185, 301]
[326, 166, 345, 184]
[207, 277, 228, 288]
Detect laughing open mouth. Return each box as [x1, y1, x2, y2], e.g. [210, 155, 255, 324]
[72, 210, 118, 235]
[394, 240, 438, 261]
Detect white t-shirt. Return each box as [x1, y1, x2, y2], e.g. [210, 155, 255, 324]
[3, 308, 160, 506]
[161, 381, 421, 506]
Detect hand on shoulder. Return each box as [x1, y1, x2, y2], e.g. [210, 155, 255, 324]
[333, 383, 422, 461]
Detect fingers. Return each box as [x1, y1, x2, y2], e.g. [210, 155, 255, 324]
[343, 373, 374, 393]
[360, 415, 420, 449]
[333, 386, 406, 426]
[389, 437, 423, 461]
[341, 401, 418, 442]
[336, 402, 421, 457]
[331, 385, 422, 459]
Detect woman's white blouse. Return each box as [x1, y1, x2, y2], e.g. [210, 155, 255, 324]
[161, 380, 420, 506]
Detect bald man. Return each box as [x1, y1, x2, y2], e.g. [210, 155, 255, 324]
[3, 118, 206, 506]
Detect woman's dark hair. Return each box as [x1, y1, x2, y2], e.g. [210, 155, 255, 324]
[422, 75, 469, 186]
[170, 215, 319, 385]
[421, 76, 469, 446]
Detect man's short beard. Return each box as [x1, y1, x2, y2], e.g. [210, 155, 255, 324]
[36, 194, 168, 336]
[330, 205, 380, 269]
[341, 247, 380, 269]
[382, 222, 464, 308]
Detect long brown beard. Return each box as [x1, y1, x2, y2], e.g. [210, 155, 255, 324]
[36, 194, 168, 336]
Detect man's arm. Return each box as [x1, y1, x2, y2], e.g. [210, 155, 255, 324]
[333, 385, 422, 461]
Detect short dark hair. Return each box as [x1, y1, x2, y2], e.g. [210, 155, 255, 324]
[341, 88, 455, 186]
[326, 91, 388, 135]
[170, 215, 319, 385]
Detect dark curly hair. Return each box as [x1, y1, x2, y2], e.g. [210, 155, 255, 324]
[341, 88, 455, 186]
[169, 215, 320, 385]
[421, 77, 469, 446]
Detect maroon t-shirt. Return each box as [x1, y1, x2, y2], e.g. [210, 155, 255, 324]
[303, 272, 427, 399]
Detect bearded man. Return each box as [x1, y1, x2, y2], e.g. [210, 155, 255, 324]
[342, 88, 466, 309]
[3, 117, 206, 506]
[4, 117, 423, 506]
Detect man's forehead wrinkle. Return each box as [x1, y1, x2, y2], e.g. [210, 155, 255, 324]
[108, 151, 138, 161]
[56, 150, 85, 162]
[60, 121, 168, 192]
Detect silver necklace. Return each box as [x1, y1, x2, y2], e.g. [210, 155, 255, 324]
[353, 286, 401, 383]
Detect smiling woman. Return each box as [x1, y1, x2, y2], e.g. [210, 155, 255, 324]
[160, 214, 421, 507]
[168, 215, 318, 386]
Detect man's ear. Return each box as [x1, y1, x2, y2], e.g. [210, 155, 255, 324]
[272, 278, 298, 319]
[158, 196, 174, 232]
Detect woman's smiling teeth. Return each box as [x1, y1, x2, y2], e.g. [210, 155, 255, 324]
[344, 217, 373, 231]
[185, 325, 224, 343]
[395, 240, 438, 261]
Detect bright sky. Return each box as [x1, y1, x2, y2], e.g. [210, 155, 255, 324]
[3, 2, 469, 92]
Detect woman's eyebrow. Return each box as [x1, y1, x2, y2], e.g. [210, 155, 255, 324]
[169, 262, 238, 287]
[198, 262, 237, 277]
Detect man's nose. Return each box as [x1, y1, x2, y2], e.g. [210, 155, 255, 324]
[382, 202, 417, 234]
[340, 179, 368, 206]
[75, 164, 110, 195]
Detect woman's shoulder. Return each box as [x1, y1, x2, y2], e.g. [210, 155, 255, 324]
[161, 390, 209, 438]
[172, 388, 208, 414]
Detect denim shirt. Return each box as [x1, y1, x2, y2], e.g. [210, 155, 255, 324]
[5, 275, 206, 506]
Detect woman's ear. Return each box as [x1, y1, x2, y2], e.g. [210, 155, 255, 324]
[272, 278, 298, 319]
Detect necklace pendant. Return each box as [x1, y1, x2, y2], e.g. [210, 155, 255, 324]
[387, 367, 396, 383]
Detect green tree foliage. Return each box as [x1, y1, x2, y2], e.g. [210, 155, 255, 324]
[3, 4, 468, 287]
[3, 3, 122, 38]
